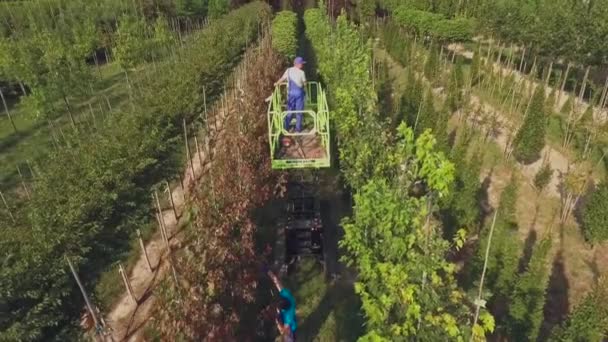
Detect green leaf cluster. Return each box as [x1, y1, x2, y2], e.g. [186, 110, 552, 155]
[513, 87, 547, 164]
[550, 276, 608, 341]
[581, 183, 608, 243]
[393, 6, 475, 42]
[271, 11, 298, 61]
[508, 237, 552, 341]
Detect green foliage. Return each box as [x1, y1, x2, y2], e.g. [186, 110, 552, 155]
[271, 11, 298, 61]
[175, 0, 207, 16]
[470, 50, 482, 86]
[416, 88, 435, 135]
[471, 175, 520, 307]
[393, 7, 445, 36]
[534, 162, 553, 193]
[447, 57, 464, 113]
[546, 88, 557, 113]
[355, 0, 377, 22]
[447, 149, 482, 231]
[393, 6, 474, 42]
[432, 17, 475, 42]
[305, 8, 381, 190]
[513, 87, 547, 164]
[581, 183, 608, 243]
[341, 125, 486, 340]
[508, 237, 552, 341]
[307, 8, 493, 341]
[207, 0, 229, 18]
[0, 3, 271, 340]
[114, 15, 150, 70]
[550, 276, 608, 342]
[423, 46, 439, 82]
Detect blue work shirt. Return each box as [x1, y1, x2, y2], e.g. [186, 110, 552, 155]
[279, 288, 297, 332]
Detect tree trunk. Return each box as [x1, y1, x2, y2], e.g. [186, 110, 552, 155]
[0, 87, 18, 133]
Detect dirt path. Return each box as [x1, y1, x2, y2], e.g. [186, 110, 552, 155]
[106, 99, 229, 342]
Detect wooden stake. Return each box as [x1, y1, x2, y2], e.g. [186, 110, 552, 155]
[88, 103, 98, 130]
[67, 257, 105, 342]
[0, 190, 15, 224]
[559, 63, 572, 105]
[16, 165, 31, 200]
[165, 180, 178, 221]
[156, 212, 169, 248]
[137, 229, 153, 272]
[183, 119, 195, 180]
[26, 159, 36, 179]
[578, 66, 591, 106]
[153, 190, 169, 240]
[194, 135, 203, 171]
[0, 87, 17, 133]
[118, 263, 137, 304]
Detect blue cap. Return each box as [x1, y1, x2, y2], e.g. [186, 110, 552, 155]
[294, 56, 306, 65]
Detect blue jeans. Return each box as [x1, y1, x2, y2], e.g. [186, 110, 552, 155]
[285, 92, 305, 132]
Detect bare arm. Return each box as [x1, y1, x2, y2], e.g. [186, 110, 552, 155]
[268, 271, 283, 291]
[274, 70, 288, 86]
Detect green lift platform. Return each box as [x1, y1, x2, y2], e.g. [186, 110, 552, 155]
[267, 81, 331, 170]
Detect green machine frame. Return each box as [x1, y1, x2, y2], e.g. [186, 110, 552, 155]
[267, 81, 331, 169]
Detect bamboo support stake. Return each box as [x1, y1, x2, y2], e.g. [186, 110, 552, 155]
[0, 190, 15, 224]
[88, 103, 98, 130]
[137, 229, 153, 272]
[16, 165, 31, 200]
[0, 87, 17, 133]
[471, 210, 499, 341]
[598, 76, 608, 111]
[558, 63, 572, 105]
[545, 61, 553, 87]
[26, 159, 36, 179]
[153, 190, 170, 241]
[165, 180, 178, 221]
[156, 212, 169, 247]
[183, 119, 195, 180]
[194, 135, 203, 170]
[118, 263, 137, 304]
[67, 257, 105, 342]
[578, 66, 591, 107]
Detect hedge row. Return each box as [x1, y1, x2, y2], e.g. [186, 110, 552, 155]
[271, 10, 298, 60]
[0, 2, 271, 340]
[393, 6, 475, 42]
[304, 8, 384, 189]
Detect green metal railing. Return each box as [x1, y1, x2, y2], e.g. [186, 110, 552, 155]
[267, 81, 331, 169]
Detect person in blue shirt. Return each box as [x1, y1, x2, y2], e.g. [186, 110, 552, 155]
[268, 270, 297, 341]
[275, 57, 307, 133]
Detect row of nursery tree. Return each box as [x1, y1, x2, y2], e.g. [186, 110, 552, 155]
[0, 2, 270, 340]
[304, 6, 494, 340]
[359, 0, 608, 114]
[375, 13, 608, 341]
[374, 0, 608, 67]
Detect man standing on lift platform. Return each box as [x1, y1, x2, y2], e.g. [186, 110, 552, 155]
[275, 56, 307, 134]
